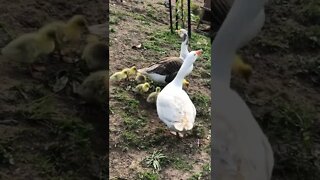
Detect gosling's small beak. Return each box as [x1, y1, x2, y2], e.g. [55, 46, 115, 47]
[195, 50, 203, 56]
[175, 29, 180, 33]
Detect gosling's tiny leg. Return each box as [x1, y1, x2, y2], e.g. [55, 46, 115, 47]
[176, 133, 180, 139]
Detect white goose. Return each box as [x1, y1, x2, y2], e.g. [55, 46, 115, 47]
[138, 29, 191, 84]
[156, 50, 202, 137]
[211, 0, 273, 179]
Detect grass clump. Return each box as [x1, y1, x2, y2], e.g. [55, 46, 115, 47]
[170, 157, 193, 171]
[191, 92, 210, 118]
[144, 29, 210, 61]
[259, 99, 320, 179]
[0, 145, 14, 166]
[187, 163, 210, 180]
[143, 150, 168, 172]
[19, 95, 56, 121]
[123, 116, 146, 130]
[121, 131, 150, 150]
[137, 171, 159, 180]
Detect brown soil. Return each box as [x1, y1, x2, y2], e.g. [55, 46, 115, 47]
[0, 0, 108, 179]
[109, 0, 211, 179]
[231, 0, 320, 179]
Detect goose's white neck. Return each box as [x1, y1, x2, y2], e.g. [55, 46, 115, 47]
[171, 58, 192, 88]
[211, 1, 266, 86]
[179, 35, 189, 60]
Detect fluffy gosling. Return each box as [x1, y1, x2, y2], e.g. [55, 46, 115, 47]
[182, 79, 190, 89]
[110, 69, 129, 82]
[81, 34, 108, 71]
[232, 55, 253, 82]
[1, 27, 56, 64]
[146, 87, 161, 103]
[122, 66, 137, 78]
[75, 70, 108, 104]
[135, 72, 147, 83]
[133, 82, 150, 94]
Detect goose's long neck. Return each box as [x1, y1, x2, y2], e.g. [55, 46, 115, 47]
[211, 0, 266, 86]
[179, 35, 189, 60]
[172, 60, 191, 88]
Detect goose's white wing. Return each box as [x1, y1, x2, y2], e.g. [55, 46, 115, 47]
[156, 89, 195, 131]
[214, 80, 274, 180]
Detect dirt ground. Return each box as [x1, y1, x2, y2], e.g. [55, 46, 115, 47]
[109, 0, 211, 179]
[0, 0, 108, 179]
[108, 0, 320, 179]
[231, 0, 320, 179]
[0, 0, 318, 179]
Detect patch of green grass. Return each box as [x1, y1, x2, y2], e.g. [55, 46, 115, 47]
[293, 55, 320, 84]
[0, 145, 14, 166]
[142, 20, 151, 26]
[191, 92, 210, 118]
[188, 172, 202, 180]
[137, 171, 159, 180]
[110, 27, 116, 33]
[115, 9, 157, 25]
[203, 59, 211, 70]
[187, 164, 210, 180]
[123, 116, 147, 130]
[147, 128, 175, 145]
[17, 95, 57, 121]
[146, 7, 158, 21]
[144, 30, 179, 54]
[204, 143, 211, 154]
[110, 16, 121, 25]
[202, 163, 211, 175]
[37, 115, 95, 173]
[170, 157, 193, 171]
[144, 150, 168, 171]
[190, 2, 201, 16]
[189, 33, 211, 60]
[113, 89, 140, 115]
[34, 156, 56, 176]
[256, 35, 289, 52]
[175, 0, 200, 23]
[121, 131, 149, 150]
[201, 78, 211, 90]
[144, 29, 211, 61]
[192, 125, 206, 138]
[259, 99, 320, 179]
[121, 130, 160, 150]
[299, 0, 320, 24]
[289, 25, 320, 50]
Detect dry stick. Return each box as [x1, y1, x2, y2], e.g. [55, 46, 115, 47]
[169, 0, 173, 33]
[181, 0, 184, 28]
[175, 0, 179, 29]
[187, 0, 191, 38]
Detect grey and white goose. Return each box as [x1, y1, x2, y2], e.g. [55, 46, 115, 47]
[138, 29, 191, 84]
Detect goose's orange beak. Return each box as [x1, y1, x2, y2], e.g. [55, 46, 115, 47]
[195, 50, 203, 56]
